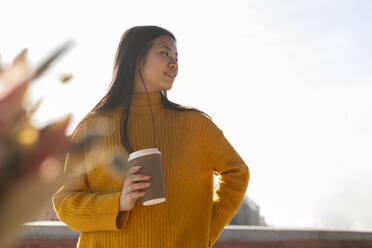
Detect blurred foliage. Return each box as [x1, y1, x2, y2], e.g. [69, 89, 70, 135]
[0, 41, 100, 247]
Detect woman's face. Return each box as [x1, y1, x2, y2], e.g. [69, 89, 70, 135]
[133, 35, 178, 93]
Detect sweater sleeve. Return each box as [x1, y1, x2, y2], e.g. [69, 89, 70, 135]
[197, 114, 250, 247]
[52, 118, 130, 232]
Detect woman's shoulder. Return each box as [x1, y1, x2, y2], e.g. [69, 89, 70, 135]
[176, 109, 220, 133]
[72, 109, 118, 138]
[75, 111, 104, 129]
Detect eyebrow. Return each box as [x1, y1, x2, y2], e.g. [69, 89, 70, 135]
[160, 44, 178, 57]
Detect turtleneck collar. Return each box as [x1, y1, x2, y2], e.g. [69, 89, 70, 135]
[130, 91, 163, 109]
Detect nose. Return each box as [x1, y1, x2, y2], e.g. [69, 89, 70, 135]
[169, 63, 177, 70]
[169, 59, 178, 71]
[168, 54, 177, 64]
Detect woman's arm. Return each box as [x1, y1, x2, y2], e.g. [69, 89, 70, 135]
[52, 119, 130, 232]
[197, 114, 250, 247]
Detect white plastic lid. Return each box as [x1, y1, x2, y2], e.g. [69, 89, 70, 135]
[128, 148, 160, 161]
[143, 197, 166, 206]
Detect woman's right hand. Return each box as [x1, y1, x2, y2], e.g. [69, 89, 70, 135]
[119, 166, 152, 212]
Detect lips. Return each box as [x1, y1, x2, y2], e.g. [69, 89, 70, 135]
[165, 72, 176, 79]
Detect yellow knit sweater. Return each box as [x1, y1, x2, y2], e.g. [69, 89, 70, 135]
[52, 91, 250, 248]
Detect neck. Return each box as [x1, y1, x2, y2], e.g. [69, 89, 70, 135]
[130, 91, 163, 108]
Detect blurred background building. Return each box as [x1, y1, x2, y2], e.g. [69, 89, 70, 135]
[229, 195, 266, 226]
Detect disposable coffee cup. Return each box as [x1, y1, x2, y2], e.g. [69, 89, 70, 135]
[128, 148, 166, 206]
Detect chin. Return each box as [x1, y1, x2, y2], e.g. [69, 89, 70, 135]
[162, 82, 173, 91]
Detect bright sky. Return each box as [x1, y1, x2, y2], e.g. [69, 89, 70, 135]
[2, 0, 372, 230]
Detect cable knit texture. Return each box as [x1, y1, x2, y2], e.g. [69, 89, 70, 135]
[52, 91, 250, 248]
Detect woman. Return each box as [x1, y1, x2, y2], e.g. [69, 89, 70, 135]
[53, 25, 250, 248]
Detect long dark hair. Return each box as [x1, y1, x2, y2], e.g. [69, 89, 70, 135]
[82, 25, 211, 154]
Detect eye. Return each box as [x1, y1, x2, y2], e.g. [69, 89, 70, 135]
[161, 51, 178, 63]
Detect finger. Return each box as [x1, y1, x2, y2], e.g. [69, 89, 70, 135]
[133, 174, 151, 182]
[126, 174, 150, 187]
[127, 191, 146, 199]
[124, 166, 143, 186]
[127, 182, 151, 192]
[127, 166, 142, 176]
[126, 183, 146, 194]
